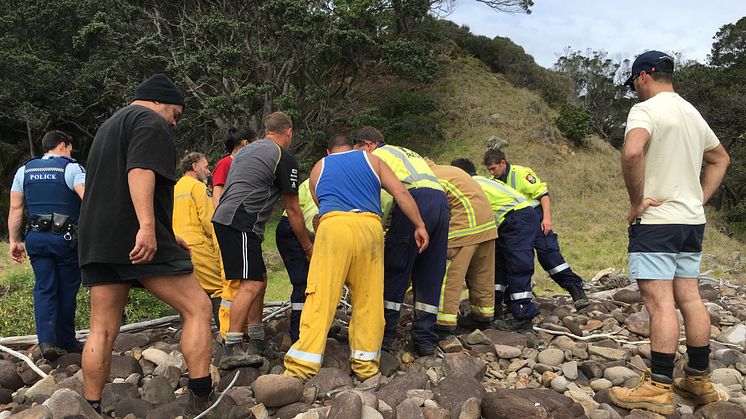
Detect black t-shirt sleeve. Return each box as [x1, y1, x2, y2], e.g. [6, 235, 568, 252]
[126, 115, 177, 182]
[275, 149, 299, 195]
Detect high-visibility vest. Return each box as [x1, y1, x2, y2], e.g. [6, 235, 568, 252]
[497, 164, 549, 208]
[373, 145, 444, 191]
[473, 175, 530, 226]
[430, 165, 496, 247]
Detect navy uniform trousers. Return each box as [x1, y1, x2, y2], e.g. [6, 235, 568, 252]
[26, 230, 81, 348]
[533, 205, 583, 289]
[383, 187, 449, 352]
[275, 216, 310, 343]
[495, 207, 540, 320]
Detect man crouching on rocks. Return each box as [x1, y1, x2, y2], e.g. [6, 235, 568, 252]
[284, 134, 429, 380]
[78, 75, 218, 417]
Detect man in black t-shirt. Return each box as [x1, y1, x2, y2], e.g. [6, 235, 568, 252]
[212, 112, 313, 369]
[78, 75, 221, 417]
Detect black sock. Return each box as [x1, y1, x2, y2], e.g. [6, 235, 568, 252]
[188, 375, 212, 398]
[86, 399, 101, 413]
[686, 345, 711, 371]
[650, 351, 675, 380]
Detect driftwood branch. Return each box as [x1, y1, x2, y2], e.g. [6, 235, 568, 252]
[0, 302, 292, 346]
[0, 344, 49, 379]
[533, 326, 629, 342]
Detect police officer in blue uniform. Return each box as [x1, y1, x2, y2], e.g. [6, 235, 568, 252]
[8, 130, 86, 360]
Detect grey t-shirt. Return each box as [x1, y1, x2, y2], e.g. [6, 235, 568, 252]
[212, 138, 299, 240]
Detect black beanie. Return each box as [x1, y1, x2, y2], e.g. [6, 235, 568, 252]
[133, 74, 185, 107]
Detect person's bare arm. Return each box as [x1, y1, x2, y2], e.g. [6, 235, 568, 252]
[701, 144, 730, 204]
[74, 184, 85, 199]
[621, 128, 660, 224]
[8, 192, 26, 263]
[539, 195, 552, 235]
[211, 185, 224, 209]
[371, 153, 429, 253]
[128, 168, 157, 264]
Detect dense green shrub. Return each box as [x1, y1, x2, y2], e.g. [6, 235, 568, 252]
[554, 104, 592, 147]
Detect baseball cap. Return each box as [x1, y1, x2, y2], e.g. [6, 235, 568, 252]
[623, 50, 675, 87]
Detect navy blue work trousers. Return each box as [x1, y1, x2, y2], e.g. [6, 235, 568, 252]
[383, 188, 449, 352]
[25, 231, 81, 348]
[275, 216, 310, 343]
[495, 208, 540, 320]
[533, 205, 583, 288]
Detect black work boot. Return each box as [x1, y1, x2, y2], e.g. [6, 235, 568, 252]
[250, 338, 279, 360]
[39, 342, 66, 361]
[491, 318, 534, 332]
[183, 389, 247, 419]
[457, 315, 491, 331]
[566, 283, 591, 310]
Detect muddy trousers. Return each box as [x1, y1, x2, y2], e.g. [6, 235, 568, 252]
[284, 212, 385, 380]
[436, 240, 496, 330]
[495, 208, 540, 320]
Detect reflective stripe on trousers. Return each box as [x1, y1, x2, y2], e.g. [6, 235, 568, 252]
[351, 349, 380, 361]
[384, 300, 402, 311]
[286, 347, 323, 364]
[548, 262, 570, 276]
[510, 291, 533, 300]
[414, 301, 439, 314]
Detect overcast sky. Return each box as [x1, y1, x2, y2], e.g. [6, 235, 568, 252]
[446, 0, 746, 69]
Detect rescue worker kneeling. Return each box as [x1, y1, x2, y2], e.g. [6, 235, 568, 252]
[425, 159, 497, 334]
[452, 158, 540, 332]
[284, 134, 429, 380]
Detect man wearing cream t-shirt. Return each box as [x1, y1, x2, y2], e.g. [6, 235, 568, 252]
[609, 50, 730, 415]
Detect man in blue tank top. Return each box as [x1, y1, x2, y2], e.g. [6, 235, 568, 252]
[284, 134, 429, 381]
[8, 130, 86, 360]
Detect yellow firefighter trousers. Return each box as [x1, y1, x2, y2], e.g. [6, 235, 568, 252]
[284, 211, 384, 380]
[189, 238, 224, 299]
[436, 240, 496, 329]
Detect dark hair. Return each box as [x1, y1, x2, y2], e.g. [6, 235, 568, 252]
[224, 126, 257, 154]
[450, 158, 477, 176]
[264, 112, 293, 133]
[483, 149, 506, 166]
[180, 152, 205, 174]
[41, 130, 73, 152]
[650, 72, 673, 84]
[328, 133, 353, 150]
[355, 126, 384, 145]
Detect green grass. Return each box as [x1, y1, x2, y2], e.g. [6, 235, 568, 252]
[423, 58, 746, 292]
[0, 219, 292, 337]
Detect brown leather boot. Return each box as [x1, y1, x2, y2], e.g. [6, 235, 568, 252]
[608, 370, 674, 415]
[673, 365, 719, 406]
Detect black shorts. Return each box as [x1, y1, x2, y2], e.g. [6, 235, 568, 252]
[81, 259, 194, 287]
[627, 224, 705, 280]
[213, 222, 266, 280]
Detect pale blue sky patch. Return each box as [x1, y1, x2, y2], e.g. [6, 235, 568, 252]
[446, 0, 746, 68]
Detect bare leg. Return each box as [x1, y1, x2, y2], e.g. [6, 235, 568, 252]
[673, 278, 710, 347]
[247, 276, 267, 325]
[82, 283, 130, 400]
[141, 273, 213, 378]
[638, 280, 678, 354]
[228, 279, 264, 333]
